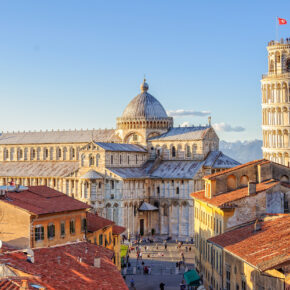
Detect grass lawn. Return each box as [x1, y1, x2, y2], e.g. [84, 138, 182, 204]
[120, 245, 128, 258]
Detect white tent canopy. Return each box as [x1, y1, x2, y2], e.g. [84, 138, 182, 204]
[138, 202, 158, 211]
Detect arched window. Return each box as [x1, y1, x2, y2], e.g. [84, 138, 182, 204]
[269, 59, 274, 73]
[172, 146, 176, 158]
[44, 148, 49, 159]
[176, 187, 179, 194]
[163, 205, 168, 216]
[186, 145, 191, 158]
[31, 149, 36, 160]
[71, 148, 75, 159]
[240, 175, 249, 187]
[18, 149, 23, 159]
[58, 148, 62, 159]
[89, 156, 94, 166]
[286, 59, 290, 72]
[227, 174, 237, 191]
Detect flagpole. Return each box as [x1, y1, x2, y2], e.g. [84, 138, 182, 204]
[276, 16, 278, 43]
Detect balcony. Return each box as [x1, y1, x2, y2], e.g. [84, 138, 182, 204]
[262, 72, 290, 79]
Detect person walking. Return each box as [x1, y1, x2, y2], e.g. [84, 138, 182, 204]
[160, 282, 165, 290]
[139, 252, 142, 260]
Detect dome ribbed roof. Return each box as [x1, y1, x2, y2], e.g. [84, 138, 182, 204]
[121, 80, 168, 119]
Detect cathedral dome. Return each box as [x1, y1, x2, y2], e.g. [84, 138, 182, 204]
[121, 80, 168, 119]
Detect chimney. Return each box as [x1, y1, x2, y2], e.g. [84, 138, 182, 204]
[208, 116, 211, 126]
[248, 182, 256, 195]
[20, 280, 29, 290]
[254, 219, 262, 232]
[94, 257, 101, 268]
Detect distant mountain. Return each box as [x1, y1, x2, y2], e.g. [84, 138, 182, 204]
[219, 140, 263, 164]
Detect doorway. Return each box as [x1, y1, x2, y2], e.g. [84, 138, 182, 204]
[140, 219, 144, 236]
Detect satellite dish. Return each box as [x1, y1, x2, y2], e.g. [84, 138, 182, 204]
[0, 240, 2, 249]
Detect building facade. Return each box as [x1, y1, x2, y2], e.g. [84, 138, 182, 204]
[0, 80, 239, 239]
[191, 159, 290, 289]
[262, 38, 290, 166]
[208, 215, 290, 290]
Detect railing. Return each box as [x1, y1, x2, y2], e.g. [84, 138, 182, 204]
[262, 72, 290, 79]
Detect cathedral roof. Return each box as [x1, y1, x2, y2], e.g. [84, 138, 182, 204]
[0, 129, 120, 145]
[0, 161, 78, 177]
[95, 142, 147, 152]
[120, 80, 168, 120]
[149, 126, 211, 141]
[204, 151, 240, 169]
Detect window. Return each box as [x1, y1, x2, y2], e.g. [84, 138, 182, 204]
[163, 205, 168, 216]
[120, 155, 122, 164]
[133, 134, 138, 141]
[136, 154, 138, 164]
[128, 155, 130, 164]
[99, 234, 103, 245]
[111, 155, 113, 164]
[157, 186, 160, 194]
[226, 267, 231, 290]
[89, 156, 94, 166]
[171, 146, 176, 157]
[47, 223, 55, 239]
[60, 221, 65, 237]
[35, 225, 44, 241]
[71, 148, 75, 158]
[70, 219, 75, 234]
[111, 180, 114, 189]
[241, 280, 246, 290]
[19, 149, 23, 159]
[31, 149, 36, 160]
[186, 145, 191, 157]
[286, 59, 290, 72]
[44, 148, 49, 159]
[58, 148, 62, 158]
[176, 187, 179, 194]
[81, 218, 87, 232]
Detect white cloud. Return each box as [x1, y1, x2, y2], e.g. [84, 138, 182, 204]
[180, 122, 190, 127]
[167, 109, 211, 117]
[213, 122, 245, 132]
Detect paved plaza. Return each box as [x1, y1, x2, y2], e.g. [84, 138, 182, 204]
[123, 242, 196, 290]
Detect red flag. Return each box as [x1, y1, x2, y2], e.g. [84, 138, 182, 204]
[278, 18, 287, 25]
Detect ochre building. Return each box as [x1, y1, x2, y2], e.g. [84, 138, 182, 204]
[0, 80, 239, 239]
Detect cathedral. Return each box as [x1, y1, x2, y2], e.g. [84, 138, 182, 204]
[0, 80, 239, 239]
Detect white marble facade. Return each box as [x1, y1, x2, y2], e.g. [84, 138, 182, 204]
[0, 80, 240, 239]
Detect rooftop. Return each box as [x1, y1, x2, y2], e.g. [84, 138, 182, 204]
[87, 212, 114, 232]
[95, 142, 147, 152]
[203, 159, 268, 180]
[0, 186, 90, 215]
[208, 215, 290, 271]
[112, 225, 126, 235]
[0, 129, 120, 145]
[0, 242, 128, 290]
[149, 126, 211, 141]
[190, 180, 279, 208]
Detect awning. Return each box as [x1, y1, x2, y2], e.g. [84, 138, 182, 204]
[138, 202, 159, 211]
[184, 269, 200, 286]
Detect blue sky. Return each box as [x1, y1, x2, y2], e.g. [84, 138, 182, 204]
[0, 0, 289, 141]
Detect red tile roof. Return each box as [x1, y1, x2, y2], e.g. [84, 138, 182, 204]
[87, 212, 114, 232]
[190, 180, 278, 208]
[208, 215, 290, 271]
[0, 242, 128, 290]
[113, 225, 126, 235]
[0, 186, 90, 215]
[203, 159, 268, 180]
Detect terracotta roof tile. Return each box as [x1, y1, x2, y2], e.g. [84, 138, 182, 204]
[87, 212, 114, 232]
[0, 186, 91, 215]
[0, 242, 128, 290]
[113, 225, 126, 235]
[190, 180, 278, 207]
[208, 215, 290, 271]
[203, 159, 268, 179]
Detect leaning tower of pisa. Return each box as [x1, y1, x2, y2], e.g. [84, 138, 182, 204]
[261, 38, 290, 166]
